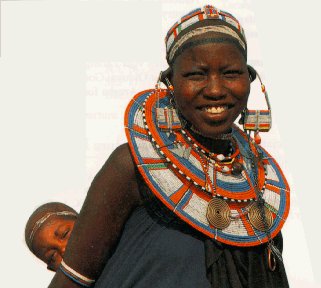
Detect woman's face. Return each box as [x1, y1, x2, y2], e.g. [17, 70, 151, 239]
[171, 42, 250, 138]
[32, 216, 75, 271]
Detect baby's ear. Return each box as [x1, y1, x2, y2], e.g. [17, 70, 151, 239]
[247, 65, 257, 82]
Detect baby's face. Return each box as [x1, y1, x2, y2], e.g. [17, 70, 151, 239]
[32, 216, 75, 271]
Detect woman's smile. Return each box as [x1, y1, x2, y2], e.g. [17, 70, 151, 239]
[198, 104, 235, 120]
[171, 41, 250, 138]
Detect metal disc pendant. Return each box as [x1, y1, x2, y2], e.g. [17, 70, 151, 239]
[248, 203, 274, 231]
[206, 198, 231, 230]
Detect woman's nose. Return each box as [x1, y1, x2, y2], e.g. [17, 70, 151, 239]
[203, 75, 226, 100]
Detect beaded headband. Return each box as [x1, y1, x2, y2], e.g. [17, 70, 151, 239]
[27, 211, 77, 251]
[165, 5, 247, 64]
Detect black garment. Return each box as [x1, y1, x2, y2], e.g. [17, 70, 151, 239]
[95, 203, 289, 288]
[204, 234, 289, 288]
[95, 177, 288, 287]
[95, 205, 211, 288]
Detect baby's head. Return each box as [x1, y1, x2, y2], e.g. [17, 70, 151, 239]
[25, 202, 78, 271]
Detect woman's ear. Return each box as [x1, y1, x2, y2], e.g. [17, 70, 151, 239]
[161, 67, 173, 86]
[247, 65, 257, 83]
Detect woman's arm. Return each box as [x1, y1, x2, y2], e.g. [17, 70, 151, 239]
[48, 143, 141, 288]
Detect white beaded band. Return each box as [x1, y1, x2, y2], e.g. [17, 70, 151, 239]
[28, 211, 77, 250]
[168, 25, 246, 62]
[60, 260, 95, 287]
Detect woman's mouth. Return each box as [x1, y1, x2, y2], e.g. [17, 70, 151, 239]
[202, 105, 229, 114]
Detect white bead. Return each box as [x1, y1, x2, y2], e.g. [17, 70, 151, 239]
[217, 154, 225, 161]
[222, 166, 230, 172]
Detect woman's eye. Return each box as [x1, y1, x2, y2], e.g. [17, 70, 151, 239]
[223, 70, 243, 78]
[183, 71, 206, 80]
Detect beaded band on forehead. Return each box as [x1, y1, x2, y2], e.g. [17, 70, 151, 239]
[165, 5, 246, 64]
[28, 211, 77, 250]
[168, 25, 246, 63]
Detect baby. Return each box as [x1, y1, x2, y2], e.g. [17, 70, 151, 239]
[25, 202, 78, 271]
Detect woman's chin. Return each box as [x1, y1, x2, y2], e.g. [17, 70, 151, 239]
[192, 122, 233, 139]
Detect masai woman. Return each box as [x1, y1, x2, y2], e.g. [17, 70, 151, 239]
[49, 5, 290, 288]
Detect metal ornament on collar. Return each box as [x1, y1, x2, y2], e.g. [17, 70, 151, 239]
[155, 72, 182, 132]
[241, 69, 272, 144]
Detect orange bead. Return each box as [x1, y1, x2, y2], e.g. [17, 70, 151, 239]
[254, 132, 261, 144]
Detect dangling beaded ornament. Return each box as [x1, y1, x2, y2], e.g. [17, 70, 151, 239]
[155, 72, 182, 131]
[254, 131, 261, 145]
[243, 69, 272, 145]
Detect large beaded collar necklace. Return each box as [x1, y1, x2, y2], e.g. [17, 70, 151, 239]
[125, 89, 290, 247]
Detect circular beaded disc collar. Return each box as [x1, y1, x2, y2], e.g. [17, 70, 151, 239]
[125, 89, 290, 247]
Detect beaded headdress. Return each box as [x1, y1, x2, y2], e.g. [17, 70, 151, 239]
[165, 5, 247, 64]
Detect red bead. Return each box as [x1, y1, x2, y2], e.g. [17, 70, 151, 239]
[254, 132, 261, 144]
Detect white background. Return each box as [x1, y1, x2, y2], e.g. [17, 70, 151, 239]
[0, 0, 320, 287]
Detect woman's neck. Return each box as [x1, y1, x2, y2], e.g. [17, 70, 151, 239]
[187, 127, 232, 155]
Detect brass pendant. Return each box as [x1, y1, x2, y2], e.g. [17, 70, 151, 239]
[206, 198, 231, 230]
[248, 203, 273, 231]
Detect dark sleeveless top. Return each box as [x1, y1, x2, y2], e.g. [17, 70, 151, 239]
[95, 183, 289, 288]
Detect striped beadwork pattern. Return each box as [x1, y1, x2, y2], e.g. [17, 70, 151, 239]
[156, 107, 182, 130]
[243, 110, 272, 131]
[165, 5, 246, 55]
[124, 89, 290, 247]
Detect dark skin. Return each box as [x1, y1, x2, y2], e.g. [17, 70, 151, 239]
[48, 144, 141, 287]
[48, 42, 250, 287]
[171, 42, 250, 153]
[32, 216, 75, 272]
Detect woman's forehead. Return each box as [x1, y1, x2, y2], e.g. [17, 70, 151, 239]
[173, 41, 246, 68]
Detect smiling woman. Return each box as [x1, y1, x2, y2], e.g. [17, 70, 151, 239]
[48, 4, 290, 288]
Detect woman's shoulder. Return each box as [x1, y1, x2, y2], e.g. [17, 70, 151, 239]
[90, 143, 141, 203]
[109, 143, 134, 166]
[96, 143, 135, 178]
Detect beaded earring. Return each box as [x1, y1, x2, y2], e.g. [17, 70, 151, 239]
[242, 68, 272, 144]
[155, 72, 182, 131]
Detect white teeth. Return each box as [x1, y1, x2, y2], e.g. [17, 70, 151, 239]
[203, 106, 228, 114]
